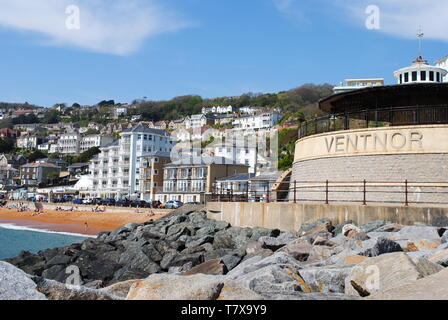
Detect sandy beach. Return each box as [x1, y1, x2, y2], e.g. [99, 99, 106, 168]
[0, 207, 171, 236]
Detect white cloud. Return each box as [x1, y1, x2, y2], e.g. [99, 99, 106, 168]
[0, 0, 191, 55]
[274, 0, 448, 43]
[337, 0, 448, 42]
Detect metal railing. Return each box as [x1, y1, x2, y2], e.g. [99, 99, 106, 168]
[210, 180, 448, 206]
[298, 105, 448, 139]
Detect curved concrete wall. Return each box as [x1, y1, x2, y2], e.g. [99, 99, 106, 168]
[290, 125, 448, 204]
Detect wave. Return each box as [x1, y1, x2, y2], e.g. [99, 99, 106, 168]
[0, 223, 95, 238]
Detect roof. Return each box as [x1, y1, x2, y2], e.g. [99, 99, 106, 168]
[0, 166, 18, 172]
[137, 151, 172, 159]
[250, 171, 284, 181]
[102, 141, 119, 148]
[68, 163, 90, 168]
[435, 55, 448, 64]
[122, 123, 169, 136]
[21, 162, 60, 168]
[216, 173, 255, 182]
[319, 83, 448, 114]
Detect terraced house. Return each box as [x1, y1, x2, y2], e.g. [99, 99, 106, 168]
[160, 156, 248, 203]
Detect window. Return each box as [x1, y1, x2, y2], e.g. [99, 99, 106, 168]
[421, 71, 426, 81]
[412, 71, 417, 81]
[144, 134, 148, 140]
[137, 134, 142, 140]
[154, 169, 158, 175]
[430, 71, 435, 81]
[404, 73, 409, 83]
[437, 72, 441, 82]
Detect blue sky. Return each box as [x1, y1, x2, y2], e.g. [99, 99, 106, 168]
[0, 0, 447, 107]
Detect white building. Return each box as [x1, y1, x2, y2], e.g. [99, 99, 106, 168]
[16, 135, 41, 149]
[185, 114, 216, 129]
[333, 78, 384, 94]
[435, 56, 448, 82]
[114, 106, 128, 117]
[212, 142, 258, 174]
[239, 106, 262, 114]
[232, 112, 282, 131]
[202, 105, 233, 114]
[394, 56, 447, 84]
[80, 135, 114, 153]
[58, 132, 82, 155]
[87, 123, 174, 199]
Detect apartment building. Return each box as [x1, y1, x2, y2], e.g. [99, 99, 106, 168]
[20, 162, 61, 187]
[159, 156, 248, 203]
[58, 132, 82, 155]
[185, 114, 216, 129]
[232, 112, 282, 130]
[88, 123, 174, 199]
[202, 105, 233, 114]
[0, 154, 26, 168]
[80, 135, 114, 153]
[38, 143, 60, 154]
[212, 141, 258, 174]
[138, 152, 171, 201]
[16, 135, 43, 149]
[168, 118, 186, 130]
[0, 128, 20, 139]
[0, 166, 19, 188]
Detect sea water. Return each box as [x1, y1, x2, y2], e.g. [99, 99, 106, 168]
[0, 224, 90, 259]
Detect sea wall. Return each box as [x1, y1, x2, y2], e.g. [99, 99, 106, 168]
[290, 124, 448, 203]
[206, 202, 448, 231]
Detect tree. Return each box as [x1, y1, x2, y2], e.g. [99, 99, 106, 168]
[74, 147, 101, 163]
[0, 138, 15, 153]
[41, 110, 61, 124]
[27, 150, 47, 162]
[47, 171, 60, 186]
[98, 100, 115, 107]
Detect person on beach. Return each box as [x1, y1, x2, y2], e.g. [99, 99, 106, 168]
[84, 222, 89, 232]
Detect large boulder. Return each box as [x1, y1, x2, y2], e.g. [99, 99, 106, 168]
[431, 216, 448, 227]
[442, 230, 448, 244]
[31, 276, 121, 300]
[359, 238, 403, 257]
[125, 274, 260, 300]
[227, 252, 303, 279]
[182, 259, 226, 276]
[280, 240, 313, 262]
[0, 262, 47, 300]
[428, 249, 448, 267]
[360, 220, 390, 233]
[345, 252, 442, 297]
[391, 226, 441, 242]
[367, 268, 448, 300]
[227, 252, 307, 295]
[299, 266, 354, 293]
[298, 218, 334, 235]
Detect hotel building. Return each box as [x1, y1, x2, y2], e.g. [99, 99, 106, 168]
[88, 124, 173, 199]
